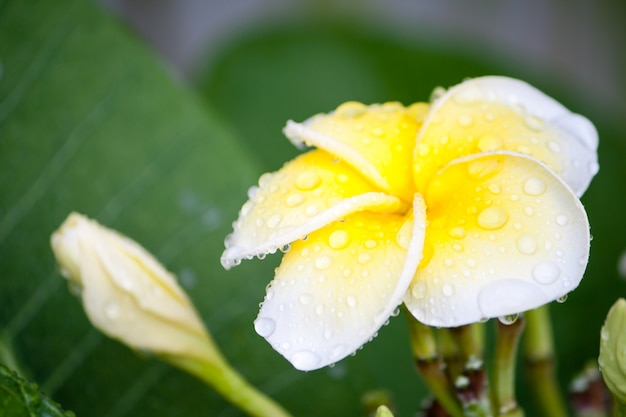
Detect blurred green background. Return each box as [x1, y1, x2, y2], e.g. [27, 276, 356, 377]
[1, 0, 625, 416]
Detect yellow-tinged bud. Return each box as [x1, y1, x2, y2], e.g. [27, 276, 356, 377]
[51, 212, 211, 360]
[598, 298, 626, 404]
[51, 213, 293, 417]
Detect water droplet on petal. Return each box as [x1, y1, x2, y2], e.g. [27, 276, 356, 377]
[524, 115, 544, 131]
[498, 313, 519, 325]
[458, 114, 473, 127]
[296, 171, 322, 191]
[477, 136, 504, 152]
[396, 219, 414, 249]
[516, 235, 537, 254]
[305, 205, 320, 217]
[523, 177, 547, 196]
[266, 214, 282, 229]
[299, 294, 314, 305]
[448, 227, 466, 239]
[555, 214, 569, 226]
[335, 101, 367, 118]
[291, 350, 321, 370]
[315, 255, 333, 270]
[477, 206, 509, 230]
[442, 284, 454, 297]
[254, 317, 276, 337]
[556, 294, 568, 303]
[328, 230, 350, 250]
[365, 240, 378, 249]
[411, 282, 426, 299]
[346, 295, 358, 308]
[286, 193, 305, 207]
[357, 253, 371, 264]
[532, 261, 560, 285]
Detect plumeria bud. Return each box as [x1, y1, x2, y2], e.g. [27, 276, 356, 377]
[51, 213, 293, 417]
[51, 212, 211, 360]
[599, 298, 626, 404]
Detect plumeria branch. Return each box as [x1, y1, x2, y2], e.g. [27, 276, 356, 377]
[493, 318, 526, 417]
[523, 306, 569, 417]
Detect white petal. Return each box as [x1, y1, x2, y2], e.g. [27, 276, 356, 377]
[405, 151, 590, 327]
[256, 195, 426, 370]
[414, 76, 598, 196]
[221, 150, 405, 269]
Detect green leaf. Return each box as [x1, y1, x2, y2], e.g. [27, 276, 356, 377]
[0, 364, 75, 417]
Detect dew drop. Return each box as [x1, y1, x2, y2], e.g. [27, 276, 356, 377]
[254, 317, 276, 337]
[556, 294, 568, 303]
[371, 127, 384, 137]
[328, 230, 350, 250]
[305, 205, 320, 217]
[488, 183, 502, 194]
[330, 344, 347, 360]
[299, 294, 314, 305]
[296, 171, 322, 191]
[286, 193, 305, 207]
[448, 227, 467, 239]
[548, 140, 561, 153]
[335, 101, 367, 118]
[315, 304, 324, 315]
[477, 206, 509, 230]
[396, 219, 414, 249]
[411, 282, 426, 299]
[291, 350, 321, 370]
[315, 255, 333, 270]
[523, 177, 547, 196]
[532, 261, 560, 285]
[477, 136, 504, 152]
[357, 253, 371, 264]
[416, 143, 430, 157]
[266, 214, 282, 229]
[442, 284, 454, 297]
[516, 235, 537, 254]
[524, 115, 544, 131]
[365, 240, 378, 249]
[498, 313, 519, 325]
[346, 295, 358, 308]
[555, 214, 569, 226]
[458, 114, 473, 127]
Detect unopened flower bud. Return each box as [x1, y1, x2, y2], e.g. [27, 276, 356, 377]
[51, 212, 211, 360]
[598, 298, 626, 404]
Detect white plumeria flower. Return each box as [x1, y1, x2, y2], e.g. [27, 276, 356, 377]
[51, 212, 213, 360]
[222, 76, 597, 371]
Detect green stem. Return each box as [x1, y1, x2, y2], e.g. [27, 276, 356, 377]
[405, 312, 465, 417]
[523, 306, 569, 417]
[614, 397, 626, 417]
[167, 343, 292, 417]
[493, 317, 526, 417]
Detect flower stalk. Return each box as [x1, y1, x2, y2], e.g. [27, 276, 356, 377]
[406, 312, 465, 417]
[166, 348, 292, 417]
[523, 306, 569, 417]
[493, 317, 526, 417]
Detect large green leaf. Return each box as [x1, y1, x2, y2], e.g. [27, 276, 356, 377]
[1, 1, 625, 417]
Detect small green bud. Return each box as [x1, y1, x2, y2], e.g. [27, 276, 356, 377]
[598, 298, 626, 404]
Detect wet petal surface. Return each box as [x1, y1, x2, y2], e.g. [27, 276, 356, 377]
[256, 196, 426, 370]
[284, 101, 428, 202]
[413, 76, 598, 196]
[222, 150, 406, 268]
[405, 151, 590, 327]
